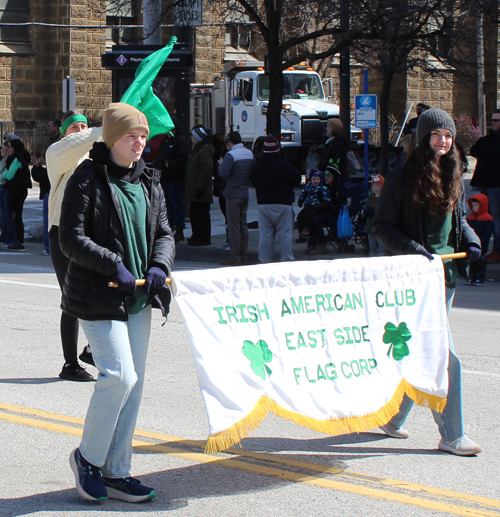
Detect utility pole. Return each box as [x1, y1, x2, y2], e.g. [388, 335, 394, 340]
[476, 10, 486, 135]
[339, 0, 351, 141]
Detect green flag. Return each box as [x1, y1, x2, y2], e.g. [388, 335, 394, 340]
[120, 36, 177, 139]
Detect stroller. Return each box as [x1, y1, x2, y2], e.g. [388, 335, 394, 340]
[326, 182, 369, 254]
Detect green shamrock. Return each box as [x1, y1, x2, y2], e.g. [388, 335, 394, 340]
[242, 339, 273, 380]
[383, 322, 412, 361]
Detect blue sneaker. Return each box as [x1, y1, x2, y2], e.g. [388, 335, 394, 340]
[103, 476, 155, 503]
[69, 448, 107, 501]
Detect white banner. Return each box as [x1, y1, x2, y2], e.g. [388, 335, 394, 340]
[172, 255, 449, 453]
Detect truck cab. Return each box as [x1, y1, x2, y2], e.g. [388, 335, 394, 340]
[224, 62, 341, 161]
[189, 61, 360, 169]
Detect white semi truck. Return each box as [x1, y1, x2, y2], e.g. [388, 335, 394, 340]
[190, 61, 360, 166]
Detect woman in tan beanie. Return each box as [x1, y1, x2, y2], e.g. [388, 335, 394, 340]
[59, 102, 175, 502]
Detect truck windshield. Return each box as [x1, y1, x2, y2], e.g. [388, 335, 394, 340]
[257, 73, 324, 101]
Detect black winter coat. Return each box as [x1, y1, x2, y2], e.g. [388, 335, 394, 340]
[373, 168, 480, 278]
[250, 153, 301, 205]
[153, 131, 190, 184]
[59, 144, 175, 321]
[318, 136, 348, 183]
[469, 130, 500, 188]
[31, 165, 50, 198]
[5, 150, 32, 191]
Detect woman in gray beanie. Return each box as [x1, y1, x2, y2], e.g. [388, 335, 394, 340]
[373, 108, 482, 456]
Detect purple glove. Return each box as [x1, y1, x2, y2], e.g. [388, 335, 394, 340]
[467, 246, 482, 261]
[112, 263, 137, 293]
[143, 267, 167, 294]
[415, 245, 434, 261]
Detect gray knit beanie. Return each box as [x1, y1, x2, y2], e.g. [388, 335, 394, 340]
[416, 108, 456, 143]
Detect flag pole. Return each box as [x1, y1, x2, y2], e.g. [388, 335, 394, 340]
[108, 253, 467, 288]
[439, 252, 467, 260]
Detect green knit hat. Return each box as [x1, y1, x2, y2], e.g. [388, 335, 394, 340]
[416, 108, 456, 143]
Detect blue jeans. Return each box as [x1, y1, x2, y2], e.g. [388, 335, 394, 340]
[42, 193, 49, 252]
[78, 306, 152, 478]
[481, 187, 500, 250]
[0, 185, 15, 245]
[389, 288, 464, 441]
[162, 181, 185, 229]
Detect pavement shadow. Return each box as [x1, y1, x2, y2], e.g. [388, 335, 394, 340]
[0, 461, 287, 516]
[0, 377, 62, 385]
[240, 434, 442, 458]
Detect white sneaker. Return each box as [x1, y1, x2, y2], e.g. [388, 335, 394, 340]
[217, 242, 230, 251]
[380, 423, 410, 439]
[438, 436, 481, 456]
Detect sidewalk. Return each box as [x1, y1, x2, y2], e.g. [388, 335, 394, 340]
[23, 166, 500, 281]
[174, 185, 360, 264]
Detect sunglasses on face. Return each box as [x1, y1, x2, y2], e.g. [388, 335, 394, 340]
[492, 119, 500, 123]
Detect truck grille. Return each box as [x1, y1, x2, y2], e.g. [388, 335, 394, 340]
[302, 119, 328, 145]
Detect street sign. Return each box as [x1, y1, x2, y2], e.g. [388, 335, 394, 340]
[175, 0, 203, 26]
[355, 94, 377, 128]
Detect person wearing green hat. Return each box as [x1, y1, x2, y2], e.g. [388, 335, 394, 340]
[59, 102, 175, 503]
[46, 110, 102, 382]
[373, 108, 482, 456]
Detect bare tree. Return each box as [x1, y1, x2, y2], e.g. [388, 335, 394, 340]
[350, 0, 476, 174]
[100, 0, 478, 174]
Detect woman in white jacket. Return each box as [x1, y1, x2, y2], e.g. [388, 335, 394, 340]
[46, 111, 102, 382]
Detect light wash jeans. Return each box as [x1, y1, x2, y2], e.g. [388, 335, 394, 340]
[368, 234, 387, 257]
[258, 204, 295, 263]
[79, 306, 152, 478]
[389, 288, 464, 441]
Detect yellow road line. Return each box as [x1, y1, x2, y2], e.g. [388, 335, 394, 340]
[136, 443, 498, 517]
[1, 404, 499, 516]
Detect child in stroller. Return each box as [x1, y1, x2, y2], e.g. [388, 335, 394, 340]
[296, 170, 331, 242]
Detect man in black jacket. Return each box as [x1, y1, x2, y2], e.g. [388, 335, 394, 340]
[250, 135, 301, 263]
[153, 116, 190, 243]
[470, 109, 500, 263]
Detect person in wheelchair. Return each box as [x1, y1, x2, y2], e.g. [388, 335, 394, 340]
[303, 165, 347, 256]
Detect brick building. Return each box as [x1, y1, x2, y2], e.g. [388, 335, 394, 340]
[0, 0, 499, 145]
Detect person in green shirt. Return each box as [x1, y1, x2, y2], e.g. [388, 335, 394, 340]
[373, 109, 482, 456]
[59, 103, 175, 502]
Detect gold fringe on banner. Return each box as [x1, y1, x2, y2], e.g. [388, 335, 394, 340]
[205, 379, 447, 453]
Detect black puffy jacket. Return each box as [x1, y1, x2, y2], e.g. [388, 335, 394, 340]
[59, 143, 175, 321]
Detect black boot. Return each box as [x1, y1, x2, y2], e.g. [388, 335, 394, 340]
[174, 227, 185, 243]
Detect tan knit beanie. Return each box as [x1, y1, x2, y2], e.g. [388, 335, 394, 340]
[103, 102, 150, 148]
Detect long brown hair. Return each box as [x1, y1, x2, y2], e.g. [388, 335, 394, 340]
[405, 133, 462, 216]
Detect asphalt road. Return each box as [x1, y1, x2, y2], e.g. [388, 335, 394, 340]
[0, 240, 499, 517]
